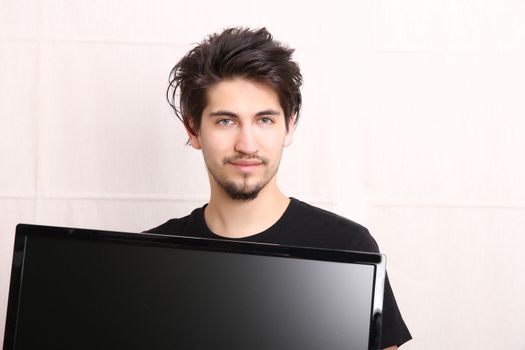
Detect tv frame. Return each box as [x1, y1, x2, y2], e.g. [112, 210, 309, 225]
[4, 223, 386, 350]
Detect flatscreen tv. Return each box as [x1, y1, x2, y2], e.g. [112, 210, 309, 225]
[4, 224, 386, 350]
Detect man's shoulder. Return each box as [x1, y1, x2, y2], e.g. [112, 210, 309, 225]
[288, 198, 369, 235]
[277, 198, 379, 252]
[289, 198, 365, 229]
[144, 207, 202, 235]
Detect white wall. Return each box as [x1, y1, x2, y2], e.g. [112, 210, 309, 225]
[1, 1, 524, 348]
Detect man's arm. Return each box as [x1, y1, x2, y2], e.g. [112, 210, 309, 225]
[384, 346, 398, 350]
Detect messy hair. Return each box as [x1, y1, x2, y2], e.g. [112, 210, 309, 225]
[167, 27, 303, 135]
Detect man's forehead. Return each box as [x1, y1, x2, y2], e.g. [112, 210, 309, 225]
[204, 78, 283, 114]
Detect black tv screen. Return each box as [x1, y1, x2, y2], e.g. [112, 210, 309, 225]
[4, 224, 386, 350]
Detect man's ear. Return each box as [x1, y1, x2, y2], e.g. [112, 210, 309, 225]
[283, 115, 295, 147]
[184, 118, 201, 150]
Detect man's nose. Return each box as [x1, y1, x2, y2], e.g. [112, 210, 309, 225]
[234, 126, 258, 155]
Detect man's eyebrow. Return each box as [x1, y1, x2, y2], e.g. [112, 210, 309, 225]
[208, 109, 281, 117]
[256, 109, 281, 116]
[208, 110, 238, 118]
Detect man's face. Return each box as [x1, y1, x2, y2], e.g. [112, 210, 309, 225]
[188, 78, 294, 201]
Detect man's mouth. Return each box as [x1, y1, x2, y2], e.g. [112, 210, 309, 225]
[224, 156, 267, 166]
[228, 161, 263, 172]
[229, 160, 263, 166]
[225, 156, 267, 171]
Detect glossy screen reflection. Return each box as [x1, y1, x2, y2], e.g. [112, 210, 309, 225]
[15, 237, 375, 350]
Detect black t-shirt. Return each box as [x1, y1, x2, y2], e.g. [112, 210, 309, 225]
[147, 197, 412, 348]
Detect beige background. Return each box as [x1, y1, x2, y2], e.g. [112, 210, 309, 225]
[1, 1, 525, 348]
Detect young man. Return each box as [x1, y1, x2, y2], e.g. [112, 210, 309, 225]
[148, 27, 412, 349]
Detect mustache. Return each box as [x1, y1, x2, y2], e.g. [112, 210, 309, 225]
[223, 154, 269, 165]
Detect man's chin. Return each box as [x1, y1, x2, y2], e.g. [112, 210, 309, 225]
[229, 192, 260, 201]
[222, 182, 263, 201]
[225, 187, 261, 201]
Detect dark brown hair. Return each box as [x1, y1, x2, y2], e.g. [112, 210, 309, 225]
[167, 27, 303, 135]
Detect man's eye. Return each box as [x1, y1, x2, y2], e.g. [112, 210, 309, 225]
[259, 117, 274, 125]
[217, 119, 234, 126]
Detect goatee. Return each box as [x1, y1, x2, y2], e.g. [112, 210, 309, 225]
[221, 177, 264, 201]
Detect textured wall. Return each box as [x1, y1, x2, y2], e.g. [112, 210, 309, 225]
[1, 1, 525, 348]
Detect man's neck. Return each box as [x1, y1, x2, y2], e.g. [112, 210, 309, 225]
[204, 184, 290, 239]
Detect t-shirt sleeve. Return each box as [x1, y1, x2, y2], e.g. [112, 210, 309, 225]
[354, 229, 412, 348]
[381, 273, 412, 348]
